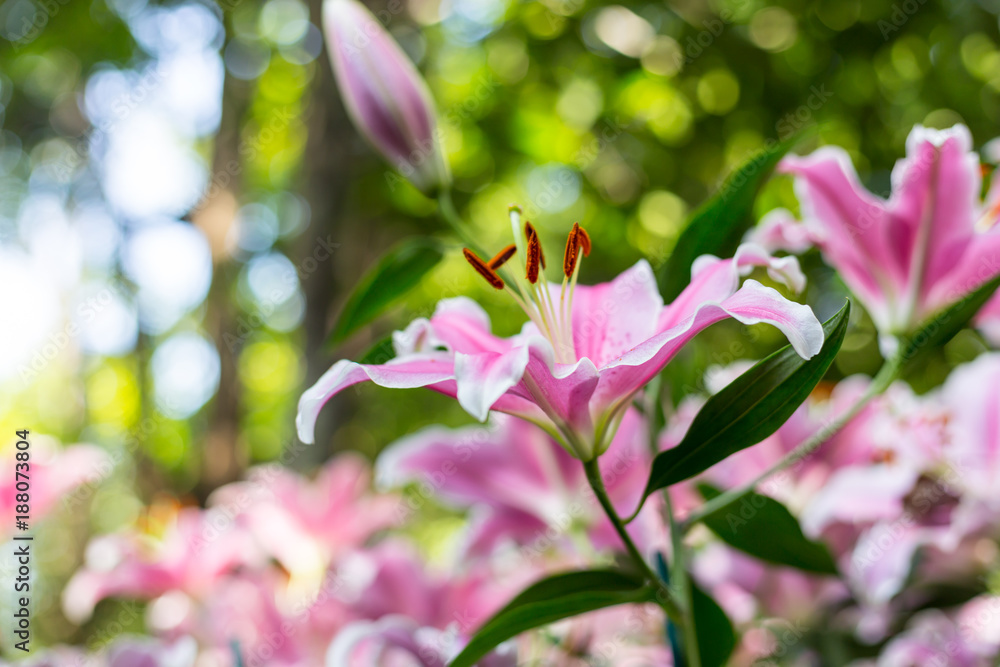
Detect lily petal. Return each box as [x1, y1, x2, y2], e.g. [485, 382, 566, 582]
[663, 243, 807, 332]
[890, 126, 979, 301]
[593, 280, 823, 417]
[296, 355, 455, 444]
[520, 338, 601, 455]
[566, 259, 663, 368]
[781, 147, 900, 327]
[454, 347, 530, 421]
[429, 296, 514, 354]
[746, 208, 815, 254]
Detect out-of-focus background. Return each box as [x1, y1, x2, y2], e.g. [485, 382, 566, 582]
[2, 0, 1000, 650]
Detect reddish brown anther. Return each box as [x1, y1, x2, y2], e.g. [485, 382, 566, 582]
[488, 244, 517, 270]
[562, 222, 591, 278]
[463, 248, 505, 290]
[525, 232, 541, 284]
[524, 221, 546, 269]
[576, 224, 591, 257]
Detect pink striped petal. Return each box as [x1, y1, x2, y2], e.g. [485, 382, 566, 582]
[567, 260, 663, 368]
[661, 243, 807, 332]
[593, 280, 823, 419]
[296, 354, 455, 443]
[781, 147, 901, 328]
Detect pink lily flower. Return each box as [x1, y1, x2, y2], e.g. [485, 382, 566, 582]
[13, 637, 198, 667]
[944, 352, 1000, 502]
[875, 609, 989, 667]
[323, 0, 450, 194]
[974, 292, 1000, 345]
[0, 441, 110, 540]
[745, 208, 814, 255]
[327, 615, 517, 667]
[62, 505, 261, 623]
[208, 454, 399, 576]
[298, 211, 824, 461]
[376, 409, 662, 558]
[938, 353, 1000, 543]
[798, 379, 948, 538]
[328, 540, 522, 665]
[780, 125, 1000, 343]
[692, 541, 846, 628]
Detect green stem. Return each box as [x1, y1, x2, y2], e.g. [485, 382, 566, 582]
[662, 489, 701, 667]
[583, 458, 684, 623]
[682, 351, 904, 531]
[643, 376, 701, 667]
[437, 189, 486, 257]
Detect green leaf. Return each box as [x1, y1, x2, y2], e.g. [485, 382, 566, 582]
[697, 484, 838, 574]
[327, 237, 445, 346]
[449, 569, 656, 667]
[639, 301, 849, 498]
[691, 582, 736, 667]
[900, 272, 1000, 363]
[357, 334, 396, 365]
[658, 131, 810, 302]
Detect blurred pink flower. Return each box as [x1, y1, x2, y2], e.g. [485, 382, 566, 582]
[209, 454, 399, 575]
[780, 125, 1000, 342]
[377, 409, 661, 558]
[513, 606, 672, 666]
[660, 370, 944, 537]
[327, 615, 517, 667]
[692, 542, 846, 628]
[8, 637, 198, 667]
[62, 505, 261, 623]
[322, 0, 450, 193]
[798, 378, 948, 538]
[875, 609, 991, 667]
[745, 208, 814, 254]
[0, 441, 110, 539]
[298, 235, 822, 461]
[974, 293, 1000, 345]
[942, 353, 1000, 503]
[105, 637, 198, 667]
[340, 540, 515, 632]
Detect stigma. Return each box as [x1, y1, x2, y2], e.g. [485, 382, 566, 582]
[462, 206, 590, 364]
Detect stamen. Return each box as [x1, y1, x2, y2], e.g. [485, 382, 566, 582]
[525, 232, 541, 284]
[562, 223, 591, 278]
[461, 210, 588, 365]
[463, 248, 505, 290]
[576, 224, 591, 256]
[488, 244, 517, 270]
[524, 221, 546, 269]
[563, 226, 580, 278]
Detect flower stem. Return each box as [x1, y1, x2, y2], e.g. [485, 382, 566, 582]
[437, 188, 487, 257]
[662, 489, 701, 667]
[682, 351, 904, 531]
[643, 376, 701, 667]
[582, 458, 683, 624]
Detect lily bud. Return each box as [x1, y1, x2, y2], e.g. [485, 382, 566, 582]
[323, 0, 451, 194]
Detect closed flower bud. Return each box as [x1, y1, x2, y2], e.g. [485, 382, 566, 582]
[323, 0, 451, 194]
